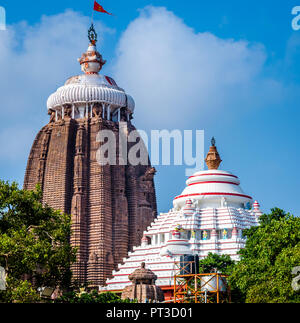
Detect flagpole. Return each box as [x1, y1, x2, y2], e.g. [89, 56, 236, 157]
[91, 0, 95, 25]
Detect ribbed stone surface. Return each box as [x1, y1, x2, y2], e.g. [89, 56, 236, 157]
[24, 116, 157, 286]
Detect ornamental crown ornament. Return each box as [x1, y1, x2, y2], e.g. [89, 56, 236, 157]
[47, 23, 135, 114]
[78, 24, 106, 74]
[88, 23, 98, 45]
[211, 137, 216, 147]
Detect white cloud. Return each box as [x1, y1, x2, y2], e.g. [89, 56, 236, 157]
[113, 6, 284, 129]
[0, 10, 113, 121]
[0, 6, 288, 186]
[0, 6, 298, 215]
[0, 10, 112, 176]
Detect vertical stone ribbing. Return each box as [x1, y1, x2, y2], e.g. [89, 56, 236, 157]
[111, 123, 129, 268]
[71, 122, 88, 284]
[42, 119, 76, 213]
[24, 116, 157, 287]
[126, 166, 139, 249]
[24, 126, 50, 191]
[37, 127, 52, 190]
[87, 120, 114, 286]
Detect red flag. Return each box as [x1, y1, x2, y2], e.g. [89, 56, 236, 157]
[93, 1, 112, 15]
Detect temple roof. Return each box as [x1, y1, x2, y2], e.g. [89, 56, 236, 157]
[129, 263, 158, 283]
[101, 139, 262, 292]
[47, 24, 135, 113]
[173, 139, 252, 209]
[205, 137, 222, 170]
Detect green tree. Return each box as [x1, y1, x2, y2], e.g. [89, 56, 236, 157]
[199, 253, 235, 275]
[230, 208, 300, 303]
[259, 207, 287, 226]
[198, 253, 238, 303]
[55, 291, 136, 304]
[0, 181, 76, 303]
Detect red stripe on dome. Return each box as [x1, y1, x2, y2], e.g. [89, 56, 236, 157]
[174, 192, 252, 200]
[105, 76, 117, 86]
[189, 173, 238, 179]
[188, 181, 239, 186]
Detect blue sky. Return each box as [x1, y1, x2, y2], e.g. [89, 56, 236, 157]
[0, 0, 300, 216]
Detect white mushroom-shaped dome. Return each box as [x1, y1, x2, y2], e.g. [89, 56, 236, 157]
[47, 74, 135, 113]
[174, 139, 252, 209]
[174, 169, 252, 209]
[47, 25, 135, 114]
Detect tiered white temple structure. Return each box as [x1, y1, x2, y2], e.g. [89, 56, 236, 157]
[102, 139, 262, 297]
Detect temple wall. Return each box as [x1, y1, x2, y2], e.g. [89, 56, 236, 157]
[24, 126, 48, 191]
[24, 117, 158, 286]
[42, 119, 76, 213]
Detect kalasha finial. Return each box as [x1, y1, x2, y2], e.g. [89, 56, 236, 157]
[205, 137, 222, 170]
[211, 137, 216, 147]
[88, 23, 98, 45]
[78, 24, 106, 75]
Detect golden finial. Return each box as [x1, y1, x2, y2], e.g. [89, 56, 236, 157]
[205, 137, 222, 170]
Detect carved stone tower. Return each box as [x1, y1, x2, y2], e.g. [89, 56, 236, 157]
[23, 25, 157, 286]
[121, 263, 165, 303]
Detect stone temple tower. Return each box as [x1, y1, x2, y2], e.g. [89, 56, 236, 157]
[23, 25, 157, 286]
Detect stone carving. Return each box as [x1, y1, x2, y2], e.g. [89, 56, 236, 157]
[121, 263, 164, 303]
[120, 108, 128, 122]
[142, 167, 157, 181]
[92, 105, 102, 119]
[64, 106, 72, 119]
[48, 109, 56, 123]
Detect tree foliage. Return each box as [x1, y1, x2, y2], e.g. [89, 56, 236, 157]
[199, 253, 235, 275]
[55, 291, 136, 304]
[229, 208, 300, 303]
[0, 181, 76, 303]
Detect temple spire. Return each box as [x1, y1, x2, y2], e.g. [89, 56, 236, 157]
[211, 137, 216, 147]
[88, 23, 98, 46]
[78, 24, 106, 75]
[205, 137, 222, 170]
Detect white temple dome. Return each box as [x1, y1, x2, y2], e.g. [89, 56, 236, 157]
[103, 138, 262, 293]
[47, 74, 135, 113]
[174, 139, 252, 209]
[46, 25, 135, 115]
[174, 169, 252, 209]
